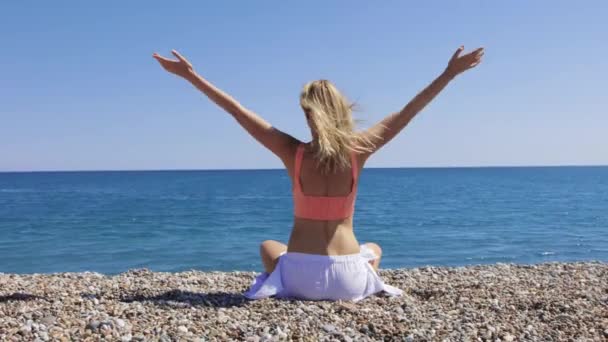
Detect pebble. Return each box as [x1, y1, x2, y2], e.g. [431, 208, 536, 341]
[322, 324, 336, 333]
[100, 320, 113, 329]
[86, 320, 100, 331]
[115, 318, 126, 328]
[38, 331, 49, 341]
[40, 316, 55, 326]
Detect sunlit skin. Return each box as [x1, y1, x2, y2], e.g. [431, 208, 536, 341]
[153, 46, 484, 273]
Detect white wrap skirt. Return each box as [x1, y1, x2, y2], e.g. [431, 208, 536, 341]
[244, 244, 403, 302]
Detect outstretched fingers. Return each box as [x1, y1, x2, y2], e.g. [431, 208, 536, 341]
[171, 50, 188, 63]
[465, 47, 484, 67]
[152, 50, 194, 77]
[470, 48, 484, 58]
[152, 53, 172, 62]
[472, 47, 484, 54]
[447, 45, 484, 74]
[451, 46, 464, 61]
[462, 47, 483, 59]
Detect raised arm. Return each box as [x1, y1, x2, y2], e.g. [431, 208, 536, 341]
[153, 50, 296, 163]
[361, 46, 484, 159]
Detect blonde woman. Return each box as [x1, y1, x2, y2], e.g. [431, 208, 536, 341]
[153, 46, 484, 301]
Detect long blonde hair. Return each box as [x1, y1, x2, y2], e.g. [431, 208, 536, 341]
[300, 80, 378, 173]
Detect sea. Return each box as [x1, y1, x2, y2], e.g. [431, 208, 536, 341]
[1, 167, 607, 274]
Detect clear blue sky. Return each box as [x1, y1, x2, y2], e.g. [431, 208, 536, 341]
[1, 1, 606, 171]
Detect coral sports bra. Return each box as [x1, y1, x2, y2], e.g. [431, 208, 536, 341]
[293, 143, 358, 220]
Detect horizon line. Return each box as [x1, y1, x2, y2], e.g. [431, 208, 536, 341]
[1, 164, 607, 174]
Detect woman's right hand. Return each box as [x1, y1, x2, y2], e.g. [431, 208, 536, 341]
[153, 50, 195, 78]
[445, 46, 484, 77]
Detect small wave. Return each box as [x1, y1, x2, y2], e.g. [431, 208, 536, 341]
[540, 251, 556, 256]
[215, 195, 287, 200]
[157, 195, 190, 201]
[0, 189, 35, 193]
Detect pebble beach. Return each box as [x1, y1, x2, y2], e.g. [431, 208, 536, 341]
[1, 262, 607, 341]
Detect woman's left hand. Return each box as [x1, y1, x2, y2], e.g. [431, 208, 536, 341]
[153, 50, 194, 78]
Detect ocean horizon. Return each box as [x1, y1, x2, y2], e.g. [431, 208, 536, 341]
[2, 164, 608, 174]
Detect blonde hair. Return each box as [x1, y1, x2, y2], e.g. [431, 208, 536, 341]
[300, 80, 378, 173]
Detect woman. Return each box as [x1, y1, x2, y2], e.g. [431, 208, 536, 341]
[153, 46, 484, 301]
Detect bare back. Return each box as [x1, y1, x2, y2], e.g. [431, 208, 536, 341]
[285, 142, 366, 255]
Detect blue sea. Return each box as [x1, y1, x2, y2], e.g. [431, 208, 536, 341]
[1, 167, 607, 274]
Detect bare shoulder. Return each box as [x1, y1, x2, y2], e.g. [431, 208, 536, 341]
[280, 138, 305, 178]
[352, 131, 376, 169]
[354, 150, 370, 173]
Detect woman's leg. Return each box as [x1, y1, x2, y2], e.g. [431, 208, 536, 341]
[260, 240, 287, 273]
[363, 242, 382, 271]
